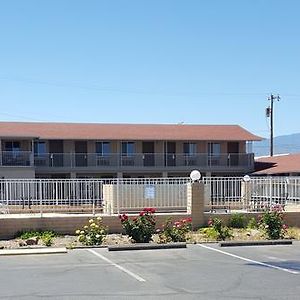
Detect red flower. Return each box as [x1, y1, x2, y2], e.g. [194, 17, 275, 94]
[139, 211, 145, 216]
[143, 207, 156, 214]
[119, 214, 128, 222]
[186, 217, 192, 223]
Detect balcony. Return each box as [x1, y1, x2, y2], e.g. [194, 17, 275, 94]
[32, 153, 254, 171]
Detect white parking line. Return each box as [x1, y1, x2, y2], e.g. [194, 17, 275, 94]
[87, 249, 146, 282]
[198, 244, 299, 275]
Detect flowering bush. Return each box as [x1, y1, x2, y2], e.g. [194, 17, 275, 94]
[76, 217, 107, 246]
[259, 205, 287, 240]
[158, 217, 192, 243]
[207, 217, 232, 241]
[119, 208, 156, 243]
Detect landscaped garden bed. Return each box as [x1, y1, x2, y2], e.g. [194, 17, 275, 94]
[1, 205, 300, 250]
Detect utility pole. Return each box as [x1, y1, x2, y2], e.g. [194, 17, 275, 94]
[266, 94, 280, 156]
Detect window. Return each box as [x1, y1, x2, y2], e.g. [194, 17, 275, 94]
[34, 141, 46, 155]
[122, 142, 135, 156]
[96, 142, 110, 156]
[183, 143, 197, 156]
[5, 141, 20, 152]
[208, 143, 221, 157]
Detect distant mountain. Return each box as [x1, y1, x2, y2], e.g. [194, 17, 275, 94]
[253, 133, 300, 157]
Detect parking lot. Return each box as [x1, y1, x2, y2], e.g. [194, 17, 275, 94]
[1, 243, 300, 299]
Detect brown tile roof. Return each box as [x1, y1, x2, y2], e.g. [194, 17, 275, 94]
[254, 153, 300, 175]
[0, 122, 262, 141]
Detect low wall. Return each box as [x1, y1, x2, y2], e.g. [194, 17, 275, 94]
[0, 213, 190, 239]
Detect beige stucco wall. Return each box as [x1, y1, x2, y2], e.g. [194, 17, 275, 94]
[0, 167, 35, 179]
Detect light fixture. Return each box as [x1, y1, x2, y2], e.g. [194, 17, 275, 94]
[243, 175, 251, 182]
[190, 170, 201, 182]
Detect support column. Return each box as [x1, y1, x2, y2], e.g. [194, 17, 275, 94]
[187, 181, 205, 229]
[117, 172, 123, 178]
[70, 172, 77, 179]
[162, 171, 168, 178]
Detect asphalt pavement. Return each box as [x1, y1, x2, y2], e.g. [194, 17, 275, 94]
[1, 242, 300, 299]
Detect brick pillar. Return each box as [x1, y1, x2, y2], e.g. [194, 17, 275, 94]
[187, 182, 205, 229]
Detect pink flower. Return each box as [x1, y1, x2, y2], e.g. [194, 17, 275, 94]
[207, 219, 213, 226]
[282, 224, 288, 230]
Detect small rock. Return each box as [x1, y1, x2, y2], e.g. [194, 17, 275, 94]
[246, 232, 251, 236]
[0, 245, 4, 249]
[25, 237, 39, 245]
[19, 240, 27, 247]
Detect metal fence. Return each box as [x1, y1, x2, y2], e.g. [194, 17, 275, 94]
[203, 176, 300, 212]
[0, 178, 190, 215]
[1, 176, 300, 215]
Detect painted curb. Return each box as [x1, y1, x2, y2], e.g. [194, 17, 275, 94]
[219, 240, 293, 247]
[108, 242, 187, 251]
[0, 247, 68, 256]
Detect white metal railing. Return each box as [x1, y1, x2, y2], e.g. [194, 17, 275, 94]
[0, 177, 190, 215]
[203, 176, 300, 212]
[32, 152, 254, 169]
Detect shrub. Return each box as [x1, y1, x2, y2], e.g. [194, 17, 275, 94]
[76, 217, 107, 246]
[199, 227, 219, 240]
[228, 213, 247, 228]
[247, 217, 258, 229]
[119, 208, 156, 243]
[259, 205, 287, 240]
[158, 217, 192, 243]
[207, 218, 232, 241]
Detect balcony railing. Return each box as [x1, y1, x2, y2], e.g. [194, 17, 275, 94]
[32, 153, 254, 169]
[0, 151, 32, 167]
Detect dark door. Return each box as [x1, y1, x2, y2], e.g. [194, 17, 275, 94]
[165, 142, 176, 166]
[49, 140, 64, 167]
[75, 141, 87, 167]
[228, 142, 239, 166]
[142, 142, 155, 166]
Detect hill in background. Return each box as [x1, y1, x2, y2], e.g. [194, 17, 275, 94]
[253, 133, 300, 157]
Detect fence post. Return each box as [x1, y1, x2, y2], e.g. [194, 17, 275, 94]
[187, 181, 205, 229]
[39, 179, 43, 218]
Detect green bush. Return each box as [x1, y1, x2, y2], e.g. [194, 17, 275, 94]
[228, 213, 247, 228]
[207, 218, 232, 241]
[199, 227, 219, 240]
[76, 217, 107, 246]
[247, 217, 258, 229]
[259, 205, 288, 240]
[158, 217, 192, 243]
[119, 208, 156, 243]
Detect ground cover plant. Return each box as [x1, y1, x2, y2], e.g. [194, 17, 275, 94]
[17, 230, 57, 247]
[119, 207, 156, 243]
[228, 213, 247, 228]
[76, 217, 107, 246]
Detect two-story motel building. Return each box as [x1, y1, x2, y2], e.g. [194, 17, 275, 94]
[0, 122, 261, 179]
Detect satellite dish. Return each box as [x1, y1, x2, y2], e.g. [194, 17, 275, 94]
[190, 170, 201, 182]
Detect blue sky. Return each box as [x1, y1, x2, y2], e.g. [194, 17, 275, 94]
[0, 0, 299, 138]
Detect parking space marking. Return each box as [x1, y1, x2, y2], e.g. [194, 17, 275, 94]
[87, 249, 146, 282]
[198, 244, 299, 275]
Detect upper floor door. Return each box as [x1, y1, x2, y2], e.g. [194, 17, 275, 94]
[49, 140, 64, 167]
[165, 142, 176, 166]
[142, 142, 155, 167]
[75, 141, 87, 167]
[228, 142, 239, 166]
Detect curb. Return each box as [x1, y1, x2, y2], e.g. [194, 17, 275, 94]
[219, 240, 293, 247]
[69, 245, 107, 250]
[0, 247, 68, 256]
[108, 242, 187, 251]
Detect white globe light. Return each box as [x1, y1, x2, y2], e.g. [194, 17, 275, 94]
[243, 175, 251, 182]
[190, 170, 201, 182]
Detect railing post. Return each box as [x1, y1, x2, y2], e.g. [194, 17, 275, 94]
[39, 179, 43, 218]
